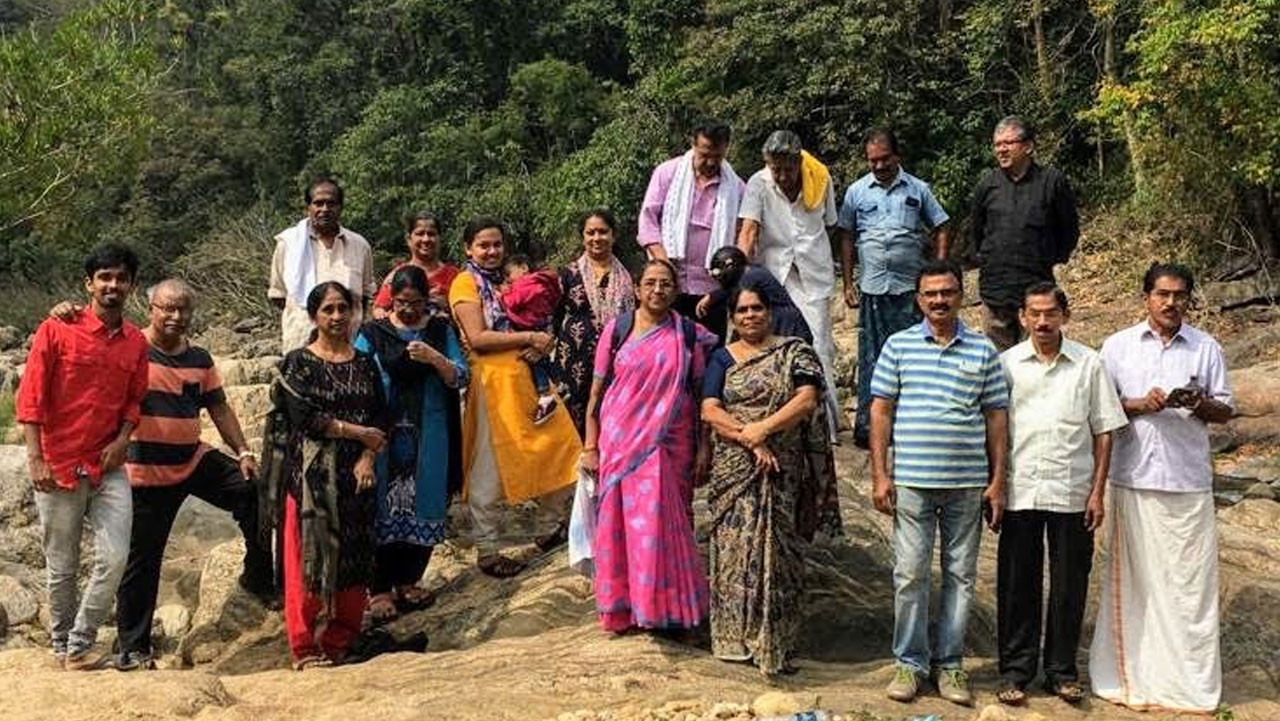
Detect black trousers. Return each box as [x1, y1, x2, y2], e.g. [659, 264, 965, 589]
[996, 509, 1094, 686]
[673, 292, 726, 344]
[371, 542, 434, 595]
[116, 451, 273, 654]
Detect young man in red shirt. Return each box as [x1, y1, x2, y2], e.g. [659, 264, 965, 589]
[17, 244, 151, 670]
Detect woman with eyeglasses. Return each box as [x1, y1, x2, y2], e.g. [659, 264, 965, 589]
[700, 286, 834, 676]
[355, 265, 468, 623]
[582, 259, 715, 633]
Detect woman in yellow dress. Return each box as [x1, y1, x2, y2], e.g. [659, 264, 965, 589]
[449, 216, 581, 577]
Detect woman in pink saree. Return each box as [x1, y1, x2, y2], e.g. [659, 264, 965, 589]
[582, 259, 714, 632]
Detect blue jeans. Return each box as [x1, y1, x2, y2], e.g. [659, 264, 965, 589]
[892, 485, 983, 674]
[34, 468, 133, 656]
[855, 292, 920, 443]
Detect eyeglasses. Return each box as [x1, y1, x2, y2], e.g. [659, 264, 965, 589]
[150, 303, 191, 316]
[918, 288, 961, 300]
[640, 279, 675, 290]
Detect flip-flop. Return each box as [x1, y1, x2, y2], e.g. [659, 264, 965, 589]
[367, 592, 399, 624]
[395, 585, 436, 612]
[534, 524, 568, 553]
[1045, 679, 1085, 704]
[477, 554, 526, 578]
[997, 682, 1027, 706]
[291, 654, 332, 671]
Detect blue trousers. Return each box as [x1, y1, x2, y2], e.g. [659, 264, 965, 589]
[854, 292, 921, 443]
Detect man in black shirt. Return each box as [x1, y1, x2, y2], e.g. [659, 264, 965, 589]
[970, 116, 1079, 350]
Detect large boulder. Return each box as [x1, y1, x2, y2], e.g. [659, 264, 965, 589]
[0, 576, 38, 626]
[178, 539, 278, 668]
[214, 355, 281, 387]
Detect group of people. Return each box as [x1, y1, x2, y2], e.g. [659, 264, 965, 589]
[15, 113, 1231, 716]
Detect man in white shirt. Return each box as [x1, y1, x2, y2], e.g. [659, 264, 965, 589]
[996, 282, 1126, 706]
[267, 178, 376, 352]
[737, 130, 841, 438]
[1089, 262, 1234, 714]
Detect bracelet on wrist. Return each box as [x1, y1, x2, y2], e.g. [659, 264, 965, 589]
[237, 449, 257, 461]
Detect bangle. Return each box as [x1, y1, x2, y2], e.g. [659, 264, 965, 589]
[336, 420, 345, 437]
[237, 449, 257, 461]
[582, 446, 598, 452]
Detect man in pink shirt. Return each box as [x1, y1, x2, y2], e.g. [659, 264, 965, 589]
[638, 118, 745, 341]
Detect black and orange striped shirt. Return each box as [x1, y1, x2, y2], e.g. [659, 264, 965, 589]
[124, 345, 226, 487]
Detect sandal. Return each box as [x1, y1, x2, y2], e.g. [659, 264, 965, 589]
[477, 553, 526, 578]
[291, 654, 333, 671]
[395, 585, 436, 612]
[1045, 679, 1085, 704]
[534, 524, 568, 553]
[997, 681, 1027, 706]
[367, 592, 399, 624]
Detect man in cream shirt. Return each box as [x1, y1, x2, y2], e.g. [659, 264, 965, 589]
[268, 177, 376, 352]
[996, 281, 1126, 706]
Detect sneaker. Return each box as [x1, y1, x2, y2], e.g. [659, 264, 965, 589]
[886, 665, 921, 702]
[937, 668, 974, 706]
[115, 650, 155, 672]
[532, 396, 558, 425]
[64, 649, 109, 671]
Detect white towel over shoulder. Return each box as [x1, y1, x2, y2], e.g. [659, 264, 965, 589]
[660, 149, 743, 268]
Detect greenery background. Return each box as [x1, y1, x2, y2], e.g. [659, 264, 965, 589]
[1, 0, 1276, 328]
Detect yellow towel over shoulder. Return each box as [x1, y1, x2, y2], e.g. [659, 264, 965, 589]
[800, 150, 830, 210]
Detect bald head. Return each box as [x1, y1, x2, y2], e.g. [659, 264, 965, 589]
[147, 278, 196, 346]
[148, 278, 196, 308]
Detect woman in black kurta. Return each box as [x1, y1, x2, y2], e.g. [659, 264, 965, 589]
[551, 208, 635, 434]
[278, 281, 387, 669]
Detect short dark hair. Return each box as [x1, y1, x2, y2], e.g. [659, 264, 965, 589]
[691, 117, 731, 147]
[916, 259, 964, 293]
[83, 243, 139, 281]
[304, 177, 344, 205]
[389, 265, 429, 297]
[863, 127, 900, 156]
[1142, 262, 1195, 295]
[577, 207, 618, 236]
[462, 215, 507, 247]
[504, 254, 532, 270]
[404, 210, 441, 235]
[1022, 281, 1069, 312]
[305, 281, 354, 318]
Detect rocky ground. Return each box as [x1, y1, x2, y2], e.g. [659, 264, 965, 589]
[1, 241, 1279, 720]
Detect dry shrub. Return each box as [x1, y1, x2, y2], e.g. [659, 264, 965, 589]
[168, 213, 281, 328]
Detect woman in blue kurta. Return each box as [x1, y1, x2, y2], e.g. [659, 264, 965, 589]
[356, 265, 468, 622]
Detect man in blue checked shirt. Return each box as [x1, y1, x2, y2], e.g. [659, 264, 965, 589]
[835, 128, 951, 449]
[868, 259, 1009, 707]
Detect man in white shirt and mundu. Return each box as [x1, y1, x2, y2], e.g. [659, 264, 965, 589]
[1089, 262, 1233, 714]
[996, 282, 1126, 706]
[736, 130, 842, 438]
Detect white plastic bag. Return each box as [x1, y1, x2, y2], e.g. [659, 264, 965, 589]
[567, 463, 597, 576]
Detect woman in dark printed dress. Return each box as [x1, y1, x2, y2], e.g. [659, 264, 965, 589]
[552, 208, 635, 435]
[277, 281, 387, 669]
[700, 286, 836, 676]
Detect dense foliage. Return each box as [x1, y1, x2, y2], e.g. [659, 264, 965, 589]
[1, 0, 1277, 323]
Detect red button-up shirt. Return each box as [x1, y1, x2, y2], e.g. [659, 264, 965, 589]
[16, 310, 150, 490]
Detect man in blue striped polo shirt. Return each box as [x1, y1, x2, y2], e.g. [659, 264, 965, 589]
[869, 259, 1009, 706]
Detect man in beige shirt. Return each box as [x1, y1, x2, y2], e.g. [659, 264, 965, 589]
[268, 178, 376, 352]
[995, 281, 1126, 706]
